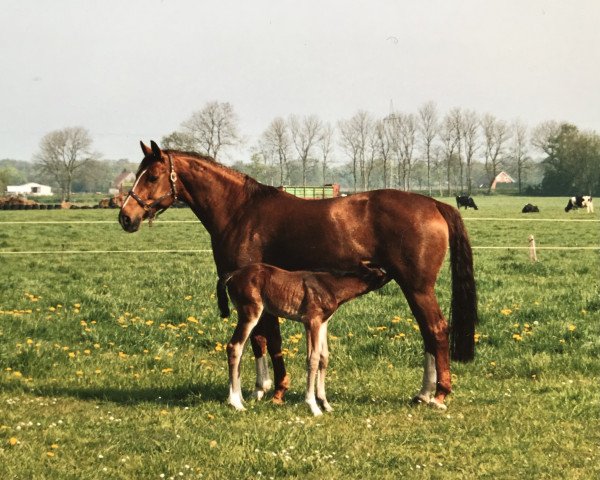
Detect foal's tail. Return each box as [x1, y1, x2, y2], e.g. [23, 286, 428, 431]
[436, 202, 478, 362]
[217, 274, 233, 318]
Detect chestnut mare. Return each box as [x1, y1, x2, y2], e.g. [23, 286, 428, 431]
[222, 261, 389, 416]
[119, 141, 478, 409]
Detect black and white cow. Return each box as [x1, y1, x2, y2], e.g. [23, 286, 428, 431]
[522, 203, 540, 213]
[456, 195, 478, 210]
[565, 196, 594, 213]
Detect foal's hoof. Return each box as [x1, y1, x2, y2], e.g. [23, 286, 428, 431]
[271, 396, 285, 405]
[251, 389, 266, 401]
[428, 398, 448, 411]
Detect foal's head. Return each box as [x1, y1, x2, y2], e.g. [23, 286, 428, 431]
[119, 141, 178, 233]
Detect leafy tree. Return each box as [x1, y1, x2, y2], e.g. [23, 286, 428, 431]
[540, 123, 600, 195]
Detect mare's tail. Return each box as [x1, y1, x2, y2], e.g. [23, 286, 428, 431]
[436, 202, 478, 362]
[216, 274, 233, 318]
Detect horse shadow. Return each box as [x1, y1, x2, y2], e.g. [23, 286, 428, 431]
[12, 381, 225, 406]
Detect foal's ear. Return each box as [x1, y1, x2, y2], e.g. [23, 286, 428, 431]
[150, 140, 164, 161]
[140, 141, 152, 157]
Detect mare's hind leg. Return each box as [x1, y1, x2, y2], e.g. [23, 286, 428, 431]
[250, 313, 290, 403]
[316, 321, 333, 413]
[413, 352, 436, 404]
[403, 288, 451, 410]
[226, 304, 262, 411]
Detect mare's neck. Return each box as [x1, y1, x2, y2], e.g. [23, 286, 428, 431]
[175, 154, 247, 235]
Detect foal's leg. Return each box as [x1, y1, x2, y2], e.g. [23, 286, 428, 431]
[404, 288, 451, 410]
[227, 305, 262, 411]
[249, 319, 273, 401]
[316, 321, 333, 413]
[304, 319, 323, 416]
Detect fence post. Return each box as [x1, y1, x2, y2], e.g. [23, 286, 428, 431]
[528, 234, 538, 262]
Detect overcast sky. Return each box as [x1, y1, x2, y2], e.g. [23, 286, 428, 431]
[1, 0, 598, 163]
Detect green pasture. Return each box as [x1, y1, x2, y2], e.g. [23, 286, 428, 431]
[1, 196, 599, 479]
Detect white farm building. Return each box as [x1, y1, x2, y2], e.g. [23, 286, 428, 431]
[6, 182, 52, 196]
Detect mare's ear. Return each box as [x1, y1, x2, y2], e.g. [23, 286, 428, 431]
[140, 141, 152, 157]
[150, 140, 164, 161]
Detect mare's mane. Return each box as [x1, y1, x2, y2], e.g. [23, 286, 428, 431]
[137, 149, 280, 200]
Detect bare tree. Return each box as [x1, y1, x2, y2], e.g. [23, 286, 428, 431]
[35, 127, 96, 201]
[180, 101, 241, 161]
[509, 120, 530, 194]
[259, 117, 292, 185]
[161, 131, 196, 151]
[531, 120, 561, 156]
[289, 114, 322, 186]
[440, 114, 459, 195]
[461, 110, 479, 195]
[481, 113, 511, 193]
[338, 111, 374, 192]
[375, 118, 393, 188]
[318, 123, 335, 184]
[417, 101, 438, 196]
[398, 113, 417, 191]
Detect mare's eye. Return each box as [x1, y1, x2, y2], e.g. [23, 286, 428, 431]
[148, 174, 159, 183]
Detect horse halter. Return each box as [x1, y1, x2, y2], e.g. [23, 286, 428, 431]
[126, 153, 178, 222]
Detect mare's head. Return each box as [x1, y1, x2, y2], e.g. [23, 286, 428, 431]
[118, 141, 178, 232]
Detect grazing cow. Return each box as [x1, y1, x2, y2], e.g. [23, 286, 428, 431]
[522, 203, 540, 213]
[565, 196, 594, 213]
[456, 195, 478, 210]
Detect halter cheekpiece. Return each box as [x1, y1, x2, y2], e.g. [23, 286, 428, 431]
[126, 153, 178, 222]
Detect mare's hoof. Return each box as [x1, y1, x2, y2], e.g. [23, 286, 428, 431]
[428, 398, 448, 411]
[271, 396, 285, 405]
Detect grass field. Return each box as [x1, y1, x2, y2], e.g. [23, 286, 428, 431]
[1, 196, 599, 479]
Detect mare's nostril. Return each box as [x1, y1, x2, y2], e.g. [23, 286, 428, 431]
[120, 213, 131, 228]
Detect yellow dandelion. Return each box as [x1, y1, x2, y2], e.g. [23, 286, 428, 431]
[184, 295, 193, 300]
[46, 451, 55, 457]
[93, 343, 100, 349]
[13, 371, 23, 378]
[209, 440, 217, 448]
[161, 368, 174, 374]
[512, 334, 523, 341]
[95, 369, 102, 374]
[568, 324, 576, 332]
[8, 437, 18, 446]
[501, 308, 513, 316]
[83, 349, 91, 355]
[76, 371, 84, 376]
[490, 361, 496, 367]
[51, 444, 59, 449]
[68, 352, 76, 358]
[118, 351, 128, 359]
[214, 342, 223, 352]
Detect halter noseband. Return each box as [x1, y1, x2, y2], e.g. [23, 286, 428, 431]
[127, 153, 178, 221]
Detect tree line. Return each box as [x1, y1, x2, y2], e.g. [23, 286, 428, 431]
[2, 101, 599, 201]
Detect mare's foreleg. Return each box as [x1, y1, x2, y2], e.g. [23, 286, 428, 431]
[316, 321, 333, 413]
[227, 304, 262, 411]
[305, 319, 324, 416]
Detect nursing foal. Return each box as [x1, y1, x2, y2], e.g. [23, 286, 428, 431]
[221, 262, 389, 416]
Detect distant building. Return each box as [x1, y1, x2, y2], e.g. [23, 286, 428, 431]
[490, 171, 515, 190]
[6, 182, 52, 196]
[110, 170, 136, 195]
